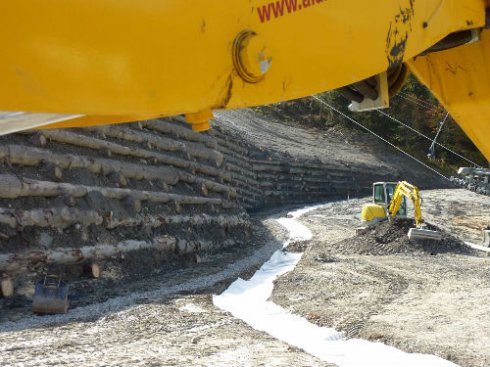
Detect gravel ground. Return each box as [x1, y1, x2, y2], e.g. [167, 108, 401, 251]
[1, 188, 486, 366]
[1, 293, 335, 367]
[0, 216, 336, 367]
[423, 189, 490, 243]
[272, 189, 490, 367]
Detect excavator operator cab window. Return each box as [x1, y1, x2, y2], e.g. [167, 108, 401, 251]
[373, 184, 385, 204]
[385, 184, 396, 205]
[398, 198, 407, 217]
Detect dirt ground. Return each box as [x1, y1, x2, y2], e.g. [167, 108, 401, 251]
[273, 189, 490, 367]
[1, 293, 335, 367]
[0, 217, 336, 367]
[1, 189, 488, 366]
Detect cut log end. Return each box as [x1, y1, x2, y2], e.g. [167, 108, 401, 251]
[54, 166, 63, 181]
[29, 133, 47, 147]
[201, 184, 209, 197]
[119, 175, 128, 187]
[1, 275, 14, 298]
[193, 254, 201, 264]
[83, 263, 101, 278]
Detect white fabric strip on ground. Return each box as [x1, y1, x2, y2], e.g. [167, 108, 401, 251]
[214, 203, 459, 367]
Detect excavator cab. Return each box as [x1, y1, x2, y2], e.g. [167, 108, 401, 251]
[373, 182, 407, 217]
[362, 182, 406, 226]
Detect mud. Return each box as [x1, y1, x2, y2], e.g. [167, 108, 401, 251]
[0, 215, 338, 367]
[0, 217, 262, 322]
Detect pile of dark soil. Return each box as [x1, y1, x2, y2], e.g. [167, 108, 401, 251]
[328, 219, 474, 256]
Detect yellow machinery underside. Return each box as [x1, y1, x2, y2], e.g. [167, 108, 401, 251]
[0, 1, 489, 159]
[408, 29, 490, 162]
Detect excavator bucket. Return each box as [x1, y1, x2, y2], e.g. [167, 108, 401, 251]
[32, 275, 69, 314]
[408, 227, 442, 241]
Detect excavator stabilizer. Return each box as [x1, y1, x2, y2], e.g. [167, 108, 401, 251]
[32, 276, 69, 314]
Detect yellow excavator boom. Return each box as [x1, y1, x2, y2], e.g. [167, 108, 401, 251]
[388, 181, 423, 226]
[0, 1, 489, 160]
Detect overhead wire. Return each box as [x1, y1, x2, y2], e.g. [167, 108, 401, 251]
[397, 91, 439, 110]
[427, 112, 450, 159]
[312, 96, 450, 181]
[376, 109, 482, 167]
[395, 93, 435, 111]
[390, 91, 480, 166]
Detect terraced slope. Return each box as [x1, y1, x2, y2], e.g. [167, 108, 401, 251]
[212, 109, 448, 211]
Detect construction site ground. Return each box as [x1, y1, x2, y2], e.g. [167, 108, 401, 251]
[273, 189, 490, 367]
[1, 216, 335, 367]
[1, 109, 489, 366]
[1, 188, 488, 367]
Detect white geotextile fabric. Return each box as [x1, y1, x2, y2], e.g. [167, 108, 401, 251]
[213, 204, 458, 367]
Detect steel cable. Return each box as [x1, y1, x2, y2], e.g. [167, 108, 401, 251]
[376, 109, 482, 167]
[312, 96, 450, 181]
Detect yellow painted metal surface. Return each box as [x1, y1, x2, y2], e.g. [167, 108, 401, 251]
[361, 204, 386, 223]
[388, 181, 423, 226]
[0, 0, 485, 119]
[408, 28, 490, 161]
[39, 115, 157, 130]
[185, 110, 214, 132]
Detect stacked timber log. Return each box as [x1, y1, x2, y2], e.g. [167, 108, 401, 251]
[209, 124, 399, 211]
[0, 119, 249, 298]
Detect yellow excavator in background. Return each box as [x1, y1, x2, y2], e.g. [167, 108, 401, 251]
[0, 1, 490, 162]
[361, 181, 442, 240]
